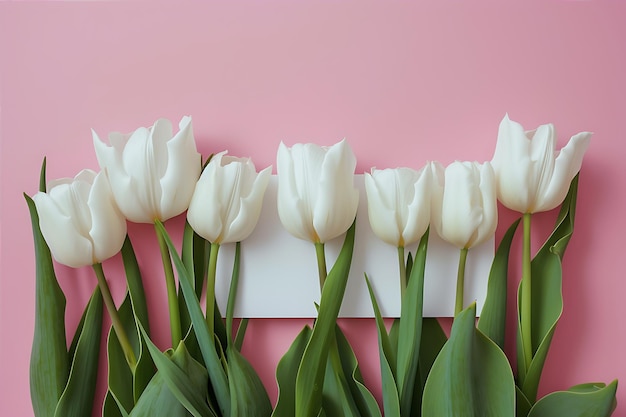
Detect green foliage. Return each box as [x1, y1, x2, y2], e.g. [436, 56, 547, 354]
[54, 288, 103, 417]
[517, 175, 579, 402]
[527, 381, 617, 417]
[422, 304, 516, 417]
[294, 221, 356, 417]
[478, 219, 520, 349]
[26, 192, 69, 417]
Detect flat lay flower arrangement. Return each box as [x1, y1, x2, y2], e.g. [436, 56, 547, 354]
[26, 114, 618, 417]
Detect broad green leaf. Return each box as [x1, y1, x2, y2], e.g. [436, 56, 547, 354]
[137, 329, 215, 417]
[321, 347, 361, 417]
[295, 221, 356, 417]
[478, 219, 519, 349]
[365, 275, 400, 417]
[272, 325, 312, 417]
[26, 193, 69, 417]
[517, 176, 579, 402]
[155, 220, 231, 417]
[413, 318, 448, 413]
[54, 287, 103, 417]
[516, 386, 532, 417]
[334, 325, 382, 417]
[397, 230, 429, 416]
[422, 304, 515, 417]
[227, 345, 273, 417]
[527, 380, 617, 417]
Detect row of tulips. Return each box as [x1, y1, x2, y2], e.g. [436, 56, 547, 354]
[26, 114, 616, 417]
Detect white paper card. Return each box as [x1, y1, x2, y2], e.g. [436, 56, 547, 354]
[215, 175, 494, 318]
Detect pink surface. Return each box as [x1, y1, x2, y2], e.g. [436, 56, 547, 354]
[1, 1, 625, 415]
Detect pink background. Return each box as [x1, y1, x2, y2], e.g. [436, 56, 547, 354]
[1, 1, 625, 415]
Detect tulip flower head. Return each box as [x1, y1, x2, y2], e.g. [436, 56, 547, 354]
[93, 116, 202, 223]
[187, 151, 271, 244]
[431, 161, 497, 250]
[364, 165, 431, 248]
[491, 114, 591, 213]
[276, 139, 359, 243]
[33, 170, 127, 268]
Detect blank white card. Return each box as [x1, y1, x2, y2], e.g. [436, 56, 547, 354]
[215, 175, 494, 318]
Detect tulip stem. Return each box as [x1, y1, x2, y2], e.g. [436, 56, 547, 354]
[93, 263, 136, 370]
[521, 213, 533, 373]
[454, 248, 469, 316]
[155, 224, 182, 347]
[398, 246, 407, 301]
[315, 242, 328, 289]
[206, 243, 221, 336]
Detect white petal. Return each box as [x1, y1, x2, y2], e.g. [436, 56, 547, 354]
[159, 116, 201, 220]
[534, 131, 591, 212]
[187, 153, 225, 243]
[365, 172, 402, 246]
[33, 192, 93, 268]
[402, 165, 431, 246]
[88, 172, 127, 263]
[492, 115, 534, 212]
[313, 139, 359, 242]
[277, 142, 317, 241]
[221, 166, 271, 243]
[469, 162, 497, 248]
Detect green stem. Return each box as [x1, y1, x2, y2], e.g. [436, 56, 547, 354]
[315, 242, 327, 288]
[93, 263, 136, 370]
[155, 223, 182, 347]
[206, 243, 220, 336]
[521, 213, 533, 371]
[454, 248, 469, 316]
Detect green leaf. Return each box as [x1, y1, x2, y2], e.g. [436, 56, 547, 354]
[26, 192, 69, 417]
[137, 329, 215, 417]
[54, 287, 103, 417]
[516, 386, 532, 417]
[234, 318, 249, 352]
[478, 219, 520, 349]
[295, 221, 356, 417]
[397, 229, 429, 416]
[527, 380, 617, 417]
[272, 325, 312, 417]
[365, 274, 400, 417]
[226, 242, 242, 346]
[321, 346, 361, 417]
[333, 325, 382, 417]
[155, 220, 231, 417]
[422, 303, 515, 417]
[105, 237, 155, 415]
[227, 345, 273, 417]
[517, 176, 579, 402]
[413, 318, 448, 413]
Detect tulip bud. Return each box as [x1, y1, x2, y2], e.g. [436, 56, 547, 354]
[431, 161, 497, 250]
[93, 116, 202, 223]
[187, 152, 271, 244]
[364, 165, 431, 248]
[276, 139, 359, 243]
[33, 170, 127, 268]
[491, 114, 591, 213]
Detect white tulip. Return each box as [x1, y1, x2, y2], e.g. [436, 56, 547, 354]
[33, 170, 127, 268]
[276, 139, 359, 243]
[431, 161, 497, 250]
[93, 116, 202, 223]
[491, 114, 591, 213]
[187, 152, 271, 244]
[364, 165, 431, 248]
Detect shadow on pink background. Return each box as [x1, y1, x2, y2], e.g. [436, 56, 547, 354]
[1, 1, 625, 415]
